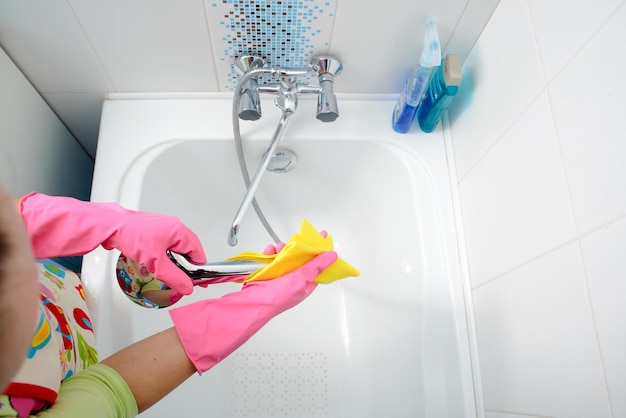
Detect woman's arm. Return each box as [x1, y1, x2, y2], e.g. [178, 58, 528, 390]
[100, 328, 196, 413]
[102, 251, 336, 414]
[17, 192, 207, 295]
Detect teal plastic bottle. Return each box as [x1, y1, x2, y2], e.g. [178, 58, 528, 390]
[416, 54, 462, 133]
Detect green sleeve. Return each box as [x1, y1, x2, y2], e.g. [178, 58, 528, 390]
[34, 364, 138, 418]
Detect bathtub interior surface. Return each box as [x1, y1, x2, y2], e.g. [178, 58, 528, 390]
[111, 138, 449, 417]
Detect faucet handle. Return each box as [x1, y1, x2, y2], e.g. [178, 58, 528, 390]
[234, 56, 266, 121]
[310, 56, 342, 122]
[310, 56, 343, 77]
[234, 55, 265, 74]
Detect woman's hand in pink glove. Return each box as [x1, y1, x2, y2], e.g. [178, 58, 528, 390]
[170, 250, 337, 374]
[19, 192, 207, 295]
[103, 210, 207, 295]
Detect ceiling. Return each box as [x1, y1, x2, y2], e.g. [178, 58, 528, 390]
[0, 0, 499, 158]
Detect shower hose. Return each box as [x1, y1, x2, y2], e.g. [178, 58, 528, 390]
[231, 67, 281, 244]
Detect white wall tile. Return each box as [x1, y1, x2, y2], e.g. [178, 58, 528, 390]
[548, 3, 626, 235]
[0, 47, 93, 199]
[204, 0, 338, 91]
[43, 93, 105, 158]
[448, 0, 545, 180]
[459, 93, 576, 287]
[444, 0, 501, 63]
[0, 0, 113, 93]
[450, 0, 626, 416]
[68, 0, 219, 92]
[580, 217, 626, 417]
[330, 0, 468, 94]
[527, 0, 623, 82]
[473, 243, 611, 417]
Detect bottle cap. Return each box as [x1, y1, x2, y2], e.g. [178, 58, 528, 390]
[443, 55, 462, 86]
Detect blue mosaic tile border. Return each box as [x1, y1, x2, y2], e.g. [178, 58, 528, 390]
[208, 0, 336, 90]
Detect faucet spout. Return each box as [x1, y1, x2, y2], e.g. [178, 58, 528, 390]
[317, 74, 339, 122]
[228, 111, 292, 246]
[228, 55, 343, 245]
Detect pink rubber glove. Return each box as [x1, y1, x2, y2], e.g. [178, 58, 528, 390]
[262, 230, 327, 255]
[19, 192, 207, 295]
[263, 242, 286, 255]
[169, 251, 337, 374]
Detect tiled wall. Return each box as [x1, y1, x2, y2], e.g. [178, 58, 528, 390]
[207, 0, 337, 90]
[448, 0, 626, 416]
[0, 47, 93, 200]
[0, 0, 499, 158]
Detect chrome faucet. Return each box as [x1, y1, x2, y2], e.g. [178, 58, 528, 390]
[233, 55, 343, 121]
[313, 57, 343, 122]
[234, 55, 265, 120]
[228, 55, 343, 246]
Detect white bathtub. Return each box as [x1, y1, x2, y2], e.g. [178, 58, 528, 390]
[82, 95, 476, 417]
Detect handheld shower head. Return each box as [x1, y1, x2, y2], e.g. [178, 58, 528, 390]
[311, 56, 343, 122]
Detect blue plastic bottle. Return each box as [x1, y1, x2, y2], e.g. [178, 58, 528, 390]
[392, 18, 441, 133]
[416, 54, 462, 133]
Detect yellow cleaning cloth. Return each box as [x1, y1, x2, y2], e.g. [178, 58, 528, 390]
[228, 219, 360, 283]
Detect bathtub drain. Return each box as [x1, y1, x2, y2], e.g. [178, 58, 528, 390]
[267, 149, 297, 173]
